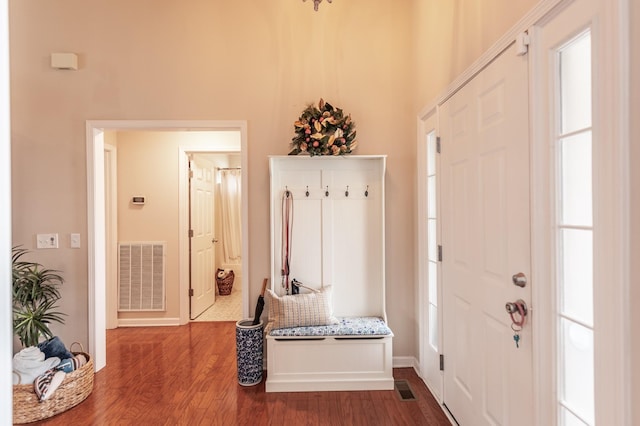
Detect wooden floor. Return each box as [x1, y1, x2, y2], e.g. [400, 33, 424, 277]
[33, 322, 451, 425]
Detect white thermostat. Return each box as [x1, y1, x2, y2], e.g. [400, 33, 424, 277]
[132, 196, 145, 205]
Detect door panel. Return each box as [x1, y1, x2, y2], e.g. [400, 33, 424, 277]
[441, 42, 532, 425]
[190, 156, 216, 319]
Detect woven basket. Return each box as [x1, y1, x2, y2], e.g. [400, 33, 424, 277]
[216, 269, 235, 295]
[13, 343, 94, 424]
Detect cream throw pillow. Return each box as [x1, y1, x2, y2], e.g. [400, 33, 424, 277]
[266, 286, 338, 329]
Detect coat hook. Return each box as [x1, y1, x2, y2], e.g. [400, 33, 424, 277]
[305, 186, 309, 197]
[345, 185, 349, 197]
[365, 185, 369, 197]
[325, 186, 329, 197]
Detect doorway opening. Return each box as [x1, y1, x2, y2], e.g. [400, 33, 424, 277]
[86, 120, 249, 372]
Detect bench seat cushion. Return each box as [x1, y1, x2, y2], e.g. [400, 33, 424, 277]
[267, 316, 392, 337]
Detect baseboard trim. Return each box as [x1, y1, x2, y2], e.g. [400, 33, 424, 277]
[393, 356, 418, 369]
[117, 317, 181, 327]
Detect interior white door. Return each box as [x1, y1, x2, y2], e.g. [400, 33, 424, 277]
[189, 155, 216, 319]
[440, 43, 532, 425]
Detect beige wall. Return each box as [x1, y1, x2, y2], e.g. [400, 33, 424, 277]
[116, 132, 182, 320]
[8, 0, 549, 360]
[411, 0, 538, 109]
[8, 0, 415, 354]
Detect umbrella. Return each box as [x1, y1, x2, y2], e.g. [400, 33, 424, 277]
[252, 278, 269, 325]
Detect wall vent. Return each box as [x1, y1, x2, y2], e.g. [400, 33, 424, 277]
[118, 242, 166, 311]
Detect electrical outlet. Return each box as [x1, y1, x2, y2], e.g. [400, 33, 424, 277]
[36, 233, 59, 249]
[70, 233, 81, 248]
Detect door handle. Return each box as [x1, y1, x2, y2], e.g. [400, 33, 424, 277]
[212, 238, 219, 243]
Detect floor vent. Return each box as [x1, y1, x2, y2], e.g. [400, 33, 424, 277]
[394, 379, 417, 401]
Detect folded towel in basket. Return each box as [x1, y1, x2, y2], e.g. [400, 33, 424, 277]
[217, 269, 232, 279]
[34, 368, 66, 401]
[13, 347, 61, 385]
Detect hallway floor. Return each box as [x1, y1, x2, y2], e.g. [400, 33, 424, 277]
[30, 322, 451, 425]
[192, 279, 243, 322]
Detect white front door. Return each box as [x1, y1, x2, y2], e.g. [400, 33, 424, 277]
[440, 42, 532, 425]
[189, 155, 216, 319]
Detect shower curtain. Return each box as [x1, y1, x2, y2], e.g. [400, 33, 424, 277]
[219, 169, 242, 264]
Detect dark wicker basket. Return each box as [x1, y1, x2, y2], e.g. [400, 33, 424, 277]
[216, 269, 235, 295]
[13, 344, 94, 424]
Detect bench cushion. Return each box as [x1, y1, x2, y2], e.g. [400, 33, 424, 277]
[267, 316, 392, 337]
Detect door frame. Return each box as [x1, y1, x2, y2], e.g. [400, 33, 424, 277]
[184, 152, 238, 320]
[416, 0, 630, 423]
[86, 120, 249, 371]
[416, 107, 443, 401]
[529, 0, 631, 423]
[104, 143, 118, 330]
[0, 0, 12, 417]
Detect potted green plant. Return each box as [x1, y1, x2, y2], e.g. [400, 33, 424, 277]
[12, 246, 66, 347]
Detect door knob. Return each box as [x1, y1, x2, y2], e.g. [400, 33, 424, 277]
[212, 238, 219, 243]
[512, 272, 527, 288]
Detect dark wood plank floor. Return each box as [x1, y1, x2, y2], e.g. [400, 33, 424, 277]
[32, 322, 451, 425]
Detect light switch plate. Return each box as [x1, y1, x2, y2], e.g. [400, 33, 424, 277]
[70, 233, 81, 248]
[36, 233, 59, 249]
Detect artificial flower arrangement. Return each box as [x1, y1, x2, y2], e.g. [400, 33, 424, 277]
[289, 98, 357, 156]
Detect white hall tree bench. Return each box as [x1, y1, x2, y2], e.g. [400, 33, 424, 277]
[266, 155, 393, 392]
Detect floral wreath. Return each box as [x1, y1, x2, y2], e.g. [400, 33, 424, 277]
[289, 98, 357, 156]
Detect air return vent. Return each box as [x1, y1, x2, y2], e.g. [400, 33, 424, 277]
[394, 380, 417, 401]
[118, 242, 166, 311]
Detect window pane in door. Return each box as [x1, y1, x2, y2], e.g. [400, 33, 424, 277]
[560, 406, 589, 426]
[429, 261, 438, 304]
[427, 132, 437, 175]
[428, 219, 437, 262]
[560, 318, 595, 425]
[560, 228, 593, 325]
[560, 31, 592, 134]
[429, 304, 438, 350]
[428, 176, 437, 218]
[560, 132, 592, 227]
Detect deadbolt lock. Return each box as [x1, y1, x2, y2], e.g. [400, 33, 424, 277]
[512, 272, 527, 288]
